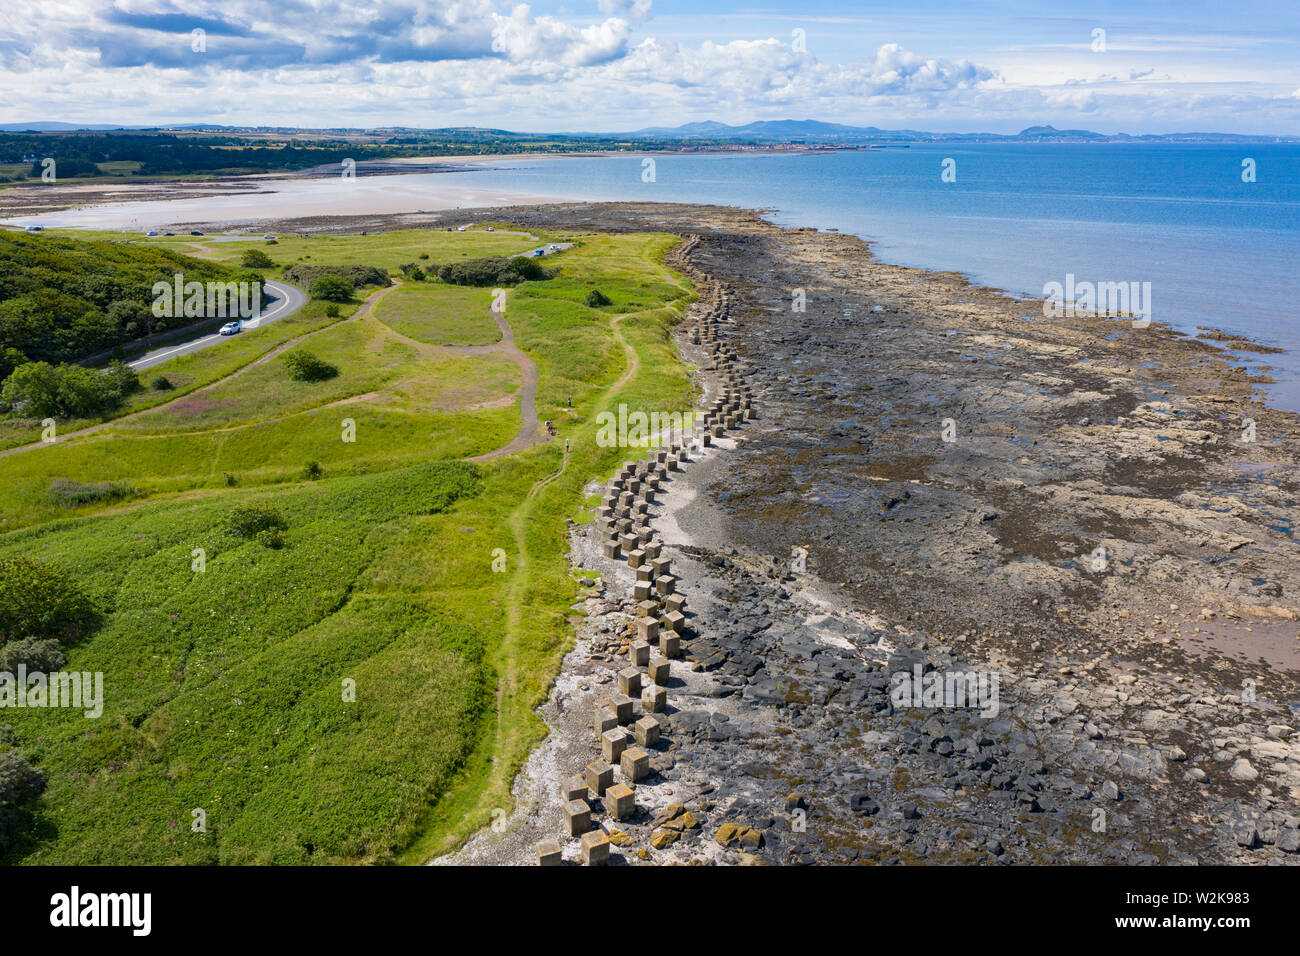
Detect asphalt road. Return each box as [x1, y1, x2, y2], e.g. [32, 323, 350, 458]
[127, 279, 307, 371]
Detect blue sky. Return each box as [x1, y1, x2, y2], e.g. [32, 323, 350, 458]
[0, 1, 1296, 133]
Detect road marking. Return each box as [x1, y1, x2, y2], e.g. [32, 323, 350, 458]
[128, 281, 298, 369]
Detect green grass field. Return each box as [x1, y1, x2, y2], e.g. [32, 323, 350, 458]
[372, 284, 502, 346]
[0, 224, 696, 864]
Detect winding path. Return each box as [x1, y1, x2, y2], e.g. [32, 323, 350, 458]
[465, 298, 546, 463]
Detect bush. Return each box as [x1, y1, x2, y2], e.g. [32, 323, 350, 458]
[584, 289, 612, 307]
[150, 375, 174, 391]
[0, 556, 96, 644]
[303, 460, 323, 480]
[324, 303, 340, 318]
[0, 749, 45, 854]
[434, 256, 558, 287]
[282, 263, 388, 291]
[255, 528, 285, 549]
[225, 504, 288, 538]
[240, 249, 275, 268]
[308, 274, 354, 302]
[0, 348, 27, 382]
[283, 350, 338, 383]
[223, 472, 238, 486]
[399, 263, 425, 281]
[102, 360, 140, 396]
[0, 361, 136, 419]
[0, 637, 66, 673]
[47, 478, 137, 506]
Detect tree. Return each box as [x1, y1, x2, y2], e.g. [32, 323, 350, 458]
[0, 361, 61, 418]
[240, 249, 275, 268]
[0, 347, 27, 381]
[0, 361, 136, 419]
[308, 275, 353, 302]
[0, 556, 96, 644]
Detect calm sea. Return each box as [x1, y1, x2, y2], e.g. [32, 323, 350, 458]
[458, 144, 1300, 410]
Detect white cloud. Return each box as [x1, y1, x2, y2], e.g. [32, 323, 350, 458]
[0, 1, 1294, 133]
[597, 0, 652, 23]
[491, 4, 632, 66]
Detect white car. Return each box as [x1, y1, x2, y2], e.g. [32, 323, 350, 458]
[263, 234, 276, 240]
[219, 321, 243, 336]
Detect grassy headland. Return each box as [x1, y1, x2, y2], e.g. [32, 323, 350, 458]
[0, 225, 696, 863]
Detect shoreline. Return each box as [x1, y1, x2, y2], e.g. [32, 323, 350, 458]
[426, 202, 1299, 865]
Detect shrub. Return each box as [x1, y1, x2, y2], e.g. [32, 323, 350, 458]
[102, 360, 140, 396]
[308, 275, 354, 302]
[226, 504, 288, 538]
[283, 350, 338, 383]
[324, 303, 340, 318]
[303, 460, 323, 480]
[584, 289, 612, 307]
[0, 637, 66, 673]
[240, 249, 275, 268]
[150, 375, 174, 391]
[0, 556, 96, 644]
[255, 528, 285, 549]
[0, 749, 46, 854]
[47, 478, 137, 506]
[435, 256, 558, 287]
[282, 263, 388, 290]
[223, 472, 238, 486]
[0, 361, 136, 419]
[399, 263, 425, 281]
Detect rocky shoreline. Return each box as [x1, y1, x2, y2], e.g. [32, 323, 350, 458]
[432, 202, 1300, 865]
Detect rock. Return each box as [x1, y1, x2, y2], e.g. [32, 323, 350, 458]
[1233, 825, 1259, 849]
[850, 793, 880, 815]
[1100, 780, 1122, 801]
[650, 828, 680, 849]
[1277, 829, 1300, 853]
[1229, 758, 1259, 781]
[714, 822, 763, 848]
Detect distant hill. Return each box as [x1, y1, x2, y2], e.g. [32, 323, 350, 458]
[0, 122, 134, 132]
[625, 119, 1298, 145]
[4, 119, 1294, 144]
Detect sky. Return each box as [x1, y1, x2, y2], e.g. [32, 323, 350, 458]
[0, 1, 1297, 134]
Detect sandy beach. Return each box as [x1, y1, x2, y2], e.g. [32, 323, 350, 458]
[0, 161, 569, 230]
